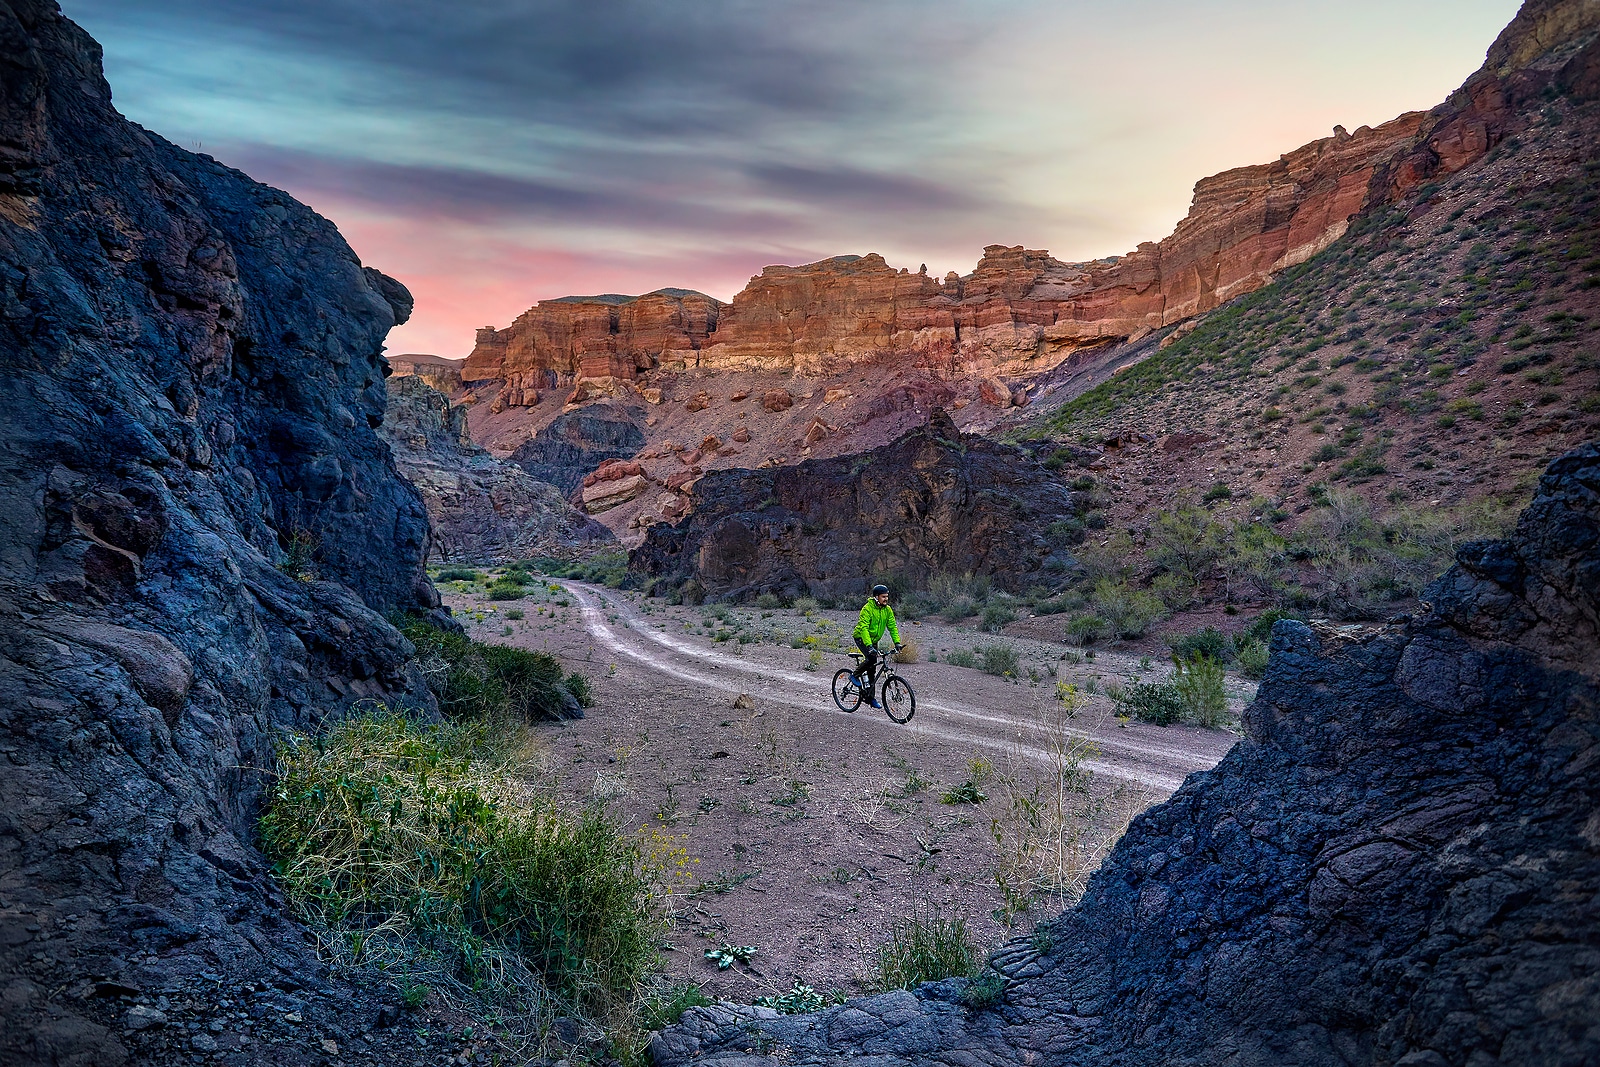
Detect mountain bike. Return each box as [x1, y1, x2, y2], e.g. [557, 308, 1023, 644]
[832, 646, 916, 723]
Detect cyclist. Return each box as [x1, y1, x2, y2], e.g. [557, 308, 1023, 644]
[852, 584, 902, 709]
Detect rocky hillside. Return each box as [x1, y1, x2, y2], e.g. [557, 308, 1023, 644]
[1004, 0, 1600, 619]
[449, 2, 1591, 547]
[0, 2, 444, 1061]
[381, 376, 614, 563]
[629, 410, 1078, 603]
[652, 435, 1600, 1067]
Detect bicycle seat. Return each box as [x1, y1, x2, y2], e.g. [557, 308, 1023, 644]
[848, 651, 866, 661]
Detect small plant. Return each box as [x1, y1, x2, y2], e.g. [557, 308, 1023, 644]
[1169, 626, 1233, 664]
[1234, 637, 1270, 680]
[946, 649, 978, 669]
[980, 603, 1017, 632]
[793, 597, 820, 614]
[433, 566, 481, 583]
[1202, 482, 1233, 504]
[941, 780, 988, 805]
[1117, 680, 1185, 726]
[755, 592, 782, 609]
[754, 983, 837, 1015]
[805, 649, 823, 671]
[961, 972, 1007, 1009]
[979, 644, 1019, 677]
[705, 944, 757, 970]
[1171, 654, 1229, 728]
[486, 577, 526, 600]
[770, 780, 810, 807]
[503, 608, 524, 620]
[399, 981, 430, 1010]
[639, 984, 715, 1030]
[692, 870, 755, 896]
[876, 916, 977, 990]
[1065, 614, 1105, 645]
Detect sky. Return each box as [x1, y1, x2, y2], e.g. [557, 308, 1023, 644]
[63, 0, 1522, 357]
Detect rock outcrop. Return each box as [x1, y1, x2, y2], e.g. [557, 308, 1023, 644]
[382, 376, 615, 562]
[0, 3, 443, 1062]
[386, 351, 465, 394]
[652, 436, 1600, 1066]
[628, 410, 1079, 602]
[462, 289, 720, 406]
[506, 401, 648, 491]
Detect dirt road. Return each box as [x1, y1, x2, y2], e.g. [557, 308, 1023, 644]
[566, 583, 1237, 793]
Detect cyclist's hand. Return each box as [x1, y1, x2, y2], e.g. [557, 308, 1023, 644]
[894, 643, 904, 652]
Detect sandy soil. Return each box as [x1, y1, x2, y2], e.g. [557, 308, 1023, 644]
[442, 583, 1244, 1001]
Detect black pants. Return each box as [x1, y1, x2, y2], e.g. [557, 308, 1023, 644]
[855, 636, 879, 690]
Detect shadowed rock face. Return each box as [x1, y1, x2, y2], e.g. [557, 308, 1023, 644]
[507, 401, 648, 491]
[628, 410, 1078, 602]
[651, 439, 1600, 1065]
[0, 2, 442, 1061]
[383, 376, 615, 563]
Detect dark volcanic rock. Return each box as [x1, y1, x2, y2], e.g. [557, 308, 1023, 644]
[629, 410, 1078, 602]
[0, 3, 443, 1062]
[383, 376, 615, 563]
[507, 401, 646, 491]
[652, 440, 1600, 1065]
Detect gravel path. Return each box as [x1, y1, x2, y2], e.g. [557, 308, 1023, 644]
[566, 583, 1237, 792]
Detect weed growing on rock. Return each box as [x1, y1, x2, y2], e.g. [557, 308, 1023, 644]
[875, 915, 978, 990]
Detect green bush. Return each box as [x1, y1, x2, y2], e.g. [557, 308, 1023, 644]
[434, 566, 482, 583]
[1171, 654, 1229, 728]
[524, 551, 628, 588]
[259, 712, 663, 1015]
[979, 644, 1020, 677]
[980, 603, 1017, 632]
[400, 618, 588, 721]
[1235, 637, 1270, 679]
[487, 578, 527, 600]
[1089, 579, 1167, 639]
[755, 592, 782, 609]
[945, 649, 979, 669]
[1169, 626, 1233, 664]
[1065, 614, 1105, 645]
[1117, 681, 1185, 726]
[876, 916, 977, 991]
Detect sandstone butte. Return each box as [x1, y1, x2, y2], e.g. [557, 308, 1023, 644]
[457, 100, 1512, 408]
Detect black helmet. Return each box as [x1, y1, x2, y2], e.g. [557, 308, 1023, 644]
[872, 584, 889, 595]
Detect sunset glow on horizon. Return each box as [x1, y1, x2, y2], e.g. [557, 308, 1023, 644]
[65, 0, 1521, 358]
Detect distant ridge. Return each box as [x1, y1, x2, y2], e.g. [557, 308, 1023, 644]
[545, 287, 716, 306]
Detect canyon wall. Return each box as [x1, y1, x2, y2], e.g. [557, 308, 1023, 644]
[460, 115, 1431, 403]
[652, 435, 1600, 1066]
[381, 376, 615, 563]
[629, 410, 1079, 602]
[0, 2, 443, 1062]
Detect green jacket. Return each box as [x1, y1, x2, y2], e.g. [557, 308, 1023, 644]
[853, 600, 900, 647]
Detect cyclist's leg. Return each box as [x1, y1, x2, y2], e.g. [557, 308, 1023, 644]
[854, 636, 877, 689]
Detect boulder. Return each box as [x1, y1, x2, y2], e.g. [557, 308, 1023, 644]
[581, 474, 648, 512]
[762, 389, 794, 412]
[686, 391, 711, 412]
[732, 427, 751, 444]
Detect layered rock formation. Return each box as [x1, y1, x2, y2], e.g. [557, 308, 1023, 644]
[653, 436, 1600, 1066]
[387, 351, 465, 394]
[462, 289, 720, 407]
[382, 376, 614, 563]
[629, 410, 1079, 602]
[506, 401, 648, 491]
[0, 3, 442, 1061]
[460, 120, 1434, 401]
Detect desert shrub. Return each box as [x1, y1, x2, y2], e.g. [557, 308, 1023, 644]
[1169, 626, 1233, 664]
[434, 566, 482, 583]
[941, 596, 979, 622]
[1089, 579, 1167, 639]
[1065, 614, 1105, 645]
[792, 596, 820, 614]
[893, 639, 920, 664]
[755, 592, 782, 609]
[525, 551, 628, 588]
[400, 618, 587, 721]
[1117, 680, 1185, 726]
[564, 671, 595, 708]
[487, 578, 527, 600]
[1148, 507, 1227, 585]
[980, 644, 1020, 677]
[638, 984, 715, 1030]
[1234, 637, 1270, 679]
[1202, 482, 1232, 504]
[980, 602, 1017, 632]
[875, 916, 977, 991]
[503, 608, 525, 620]
[1243, 607, 1298, 644]
[259, 711, 666, 1018]
[1045, 518, 1084, 547]
[1171, 654, 1229, 728]
[946, 649, 978, 669]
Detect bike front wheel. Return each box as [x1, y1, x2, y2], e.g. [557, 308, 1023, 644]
[881, 676, 915, 723]
[831, 668, 863, 713]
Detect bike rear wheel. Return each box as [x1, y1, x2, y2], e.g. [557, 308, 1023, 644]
[831, 668, 863, 713]
[881, 676, 915, 723]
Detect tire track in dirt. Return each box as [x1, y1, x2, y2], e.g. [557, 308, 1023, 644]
[567, 584, 1236, 792]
